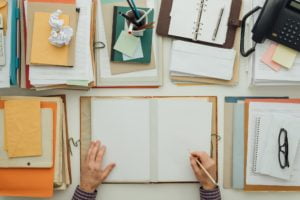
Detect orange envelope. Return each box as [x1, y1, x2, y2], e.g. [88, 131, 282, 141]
[0, 101, 57, 198]
[4, 100, 42, 158]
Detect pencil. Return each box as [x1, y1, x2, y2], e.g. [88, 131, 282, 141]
[194, 159, 218, 186]
[136, 8, 153, 23]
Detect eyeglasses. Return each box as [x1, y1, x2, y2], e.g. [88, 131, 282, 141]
[278, 128, 289, 169]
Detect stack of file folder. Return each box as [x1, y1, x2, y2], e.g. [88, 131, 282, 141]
[224, 96, 300, 191]
[0, 95, 71, 197]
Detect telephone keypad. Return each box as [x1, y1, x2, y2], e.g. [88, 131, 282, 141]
[272, 19, 300, 47]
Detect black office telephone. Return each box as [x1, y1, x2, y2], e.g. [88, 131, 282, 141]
[240, 0, 300, 57]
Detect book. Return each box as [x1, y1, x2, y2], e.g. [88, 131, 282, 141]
[80, 96, 218, 183]
[111, 6, 153, 64]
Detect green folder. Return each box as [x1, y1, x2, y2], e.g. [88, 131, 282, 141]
[111, 6, 154, 64]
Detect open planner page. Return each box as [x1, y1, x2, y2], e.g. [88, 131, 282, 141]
[156, 99, 212, 182]
[91, 98, 151, 182]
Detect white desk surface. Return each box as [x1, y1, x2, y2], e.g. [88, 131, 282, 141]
[1, 1, 300, 199]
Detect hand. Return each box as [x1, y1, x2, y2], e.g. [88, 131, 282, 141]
[190, 151, 217, 190]
[80, 140, 116, 193]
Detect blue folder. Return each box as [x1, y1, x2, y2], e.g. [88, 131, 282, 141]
[9, 0, 20, 86]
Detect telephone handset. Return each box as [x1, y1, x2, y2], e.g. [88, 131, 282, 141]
[241, 0, 300, 57]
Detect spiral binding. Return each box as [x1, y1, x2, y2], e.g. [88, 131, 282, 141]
[192, 0, 208, 40]
[252, 117, 261, 173]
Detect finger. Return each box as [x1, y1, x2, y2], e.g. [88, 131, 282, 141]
[89, 140, 100, 162]
[86, 141, 95, 162]
[190, 157, 202, 176]
[101, 163, 116, 181]
[191, 151, 210, 164]
[96, 145, 106, 165]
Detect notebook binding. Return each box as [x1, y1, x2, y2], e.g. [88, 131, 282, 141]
[192, 0, 208, 40]
[252, 116, 261, 173]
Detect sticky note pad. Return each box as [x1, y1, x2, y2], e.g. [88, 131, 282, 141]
[30, 12, 70, 66]
[4, 100, 42, 158]
[261, 44, 282, 71]
[272, 45, 298, 69]
[113, 30, 140, 57]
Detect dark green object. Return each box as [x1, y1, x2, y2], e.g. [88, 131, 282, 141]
[111, 6, 154, 64]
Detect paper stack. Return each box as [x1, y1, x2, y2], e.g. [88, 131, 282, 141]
[22, 0, 95, 90]
[169, 38, 240, 86]
[0, 96, 71, 197]
[223, 96, 300, 191]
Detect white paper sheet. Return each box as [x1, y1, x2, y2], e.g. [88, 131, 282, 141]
[91, 98, 151, 182]
[156, 99, 212, 182]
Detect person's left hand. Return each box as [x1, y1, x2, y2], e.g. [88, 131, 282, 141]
[80, 140, 116, 193]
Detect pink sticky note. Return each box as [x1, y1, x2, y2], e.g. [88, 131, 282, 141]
[261, 44, 282, 72]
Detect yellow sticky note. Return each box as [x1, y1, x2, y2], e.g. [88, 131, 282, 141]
[30, 12, 70, 66]
[4, 100, 41, 158]
[272, 45, 298, 69]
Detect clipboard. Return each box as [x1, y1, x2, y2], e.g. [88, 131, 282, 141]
[156, 0, 242, 49]
[80, 96, 219, 183]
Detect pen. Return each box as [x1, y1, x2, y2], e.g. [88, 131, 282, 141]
[136, 8, 153, 23]
[191, 154, 218, 186]
[129, 0, 140, 18]
[212, 7, 224, 41]
[118, 12, 140, 27]
[126, 0, 139, 20]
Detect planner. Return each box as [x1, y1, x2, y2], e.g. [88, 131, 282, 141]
[80, 96, 219, 183]
[157, 0, 242, 48]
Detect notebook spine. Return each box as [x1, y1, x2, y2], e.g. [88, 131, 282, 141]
[192, 0, 208, 40]
[252, 116, 261, 173]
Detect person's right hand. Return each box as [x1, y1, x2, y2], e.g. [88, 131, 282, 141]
[190, 151, 217, 190]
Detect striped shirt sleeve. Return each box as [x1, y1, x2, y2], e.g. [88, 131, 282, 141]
[72, 185, 98, 200]
[200, 187, 221, 200]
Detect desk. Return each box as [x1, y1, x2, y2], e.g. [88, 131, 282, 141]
[1, 1, 300, 199]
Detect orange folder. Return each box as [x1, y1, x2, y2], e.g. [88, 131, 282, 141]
[0, 101, 57, 198]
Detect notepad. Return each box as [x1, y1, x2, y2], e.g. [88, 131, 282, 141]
[272, 45, 298, 69]
[113, 30, 140, 57]
[168, 0, 232, 45]
[261, 44, 282, 72]
[170, 40, 236, 80]
[91, 98, 212, 182]
[30, 12, 71, 66]
[255, 114, 300, 181]
[4, 100, 41, 158]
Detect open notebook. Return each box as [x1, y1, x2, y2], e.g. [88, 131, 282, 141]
[168, 0, 232, 45]
[81, 97, 214, 183]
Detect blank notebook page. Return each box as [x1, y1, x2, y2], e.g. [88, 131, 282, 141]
[156, 99, 212, 182]
[91, 98, 151, 182]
